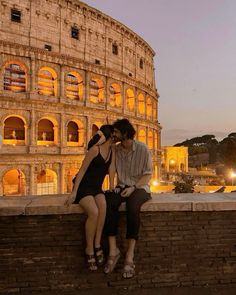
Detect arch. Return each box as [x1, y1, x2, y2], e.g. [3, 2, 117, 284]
[2, 169, 26, 196]
[37, 118, 56, 145]
[38, 67, 57, 96]
[153, 100, 157, 120]
[89, 78, 104, 104]
[180, 163, 185, 172]
[137, 93, 145, 115]
[154, 130, 158, 150]
[146, 97, 153, 119]
[66, 167, 78, 193]
[109, 83, 121, 108]
[3, 116, 25, 145]
[65, 71, 83, 101]
[138, 129, 146, 144]
[148, 130, 153, 149]
[169, 159, 176, 172]
[126, 88, 135, 111]
[36, 169, 57, 195]
[4, 62, 26, 92]
[67, 119, 84, 147]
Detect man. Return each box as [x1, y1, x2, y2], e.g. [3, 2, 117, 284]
[104, 118, 152, 278]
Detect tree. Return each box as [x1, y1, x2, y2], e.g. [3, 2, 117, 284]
[173, 175, 194, 193]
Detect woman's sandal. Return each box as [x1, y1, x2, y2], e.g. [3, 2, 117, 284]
[104, 250, 121, 274]
[122, 261, 135, 279]
[94, 246, 104, 266]
[85, 254, 98, 271]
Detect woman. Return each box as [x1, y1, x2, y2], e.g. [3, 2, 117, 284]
[66, 125, 115, 271]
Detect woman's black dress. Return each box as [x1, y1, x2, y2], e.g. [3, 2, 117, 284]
[73, 149, 112, 203]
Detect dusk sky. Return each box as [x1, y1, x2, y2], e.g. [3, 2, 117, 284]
[84, 0, 236, 145]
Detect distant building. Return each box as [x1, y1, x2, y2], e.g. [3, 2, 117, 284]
[161, 146, 188, 182]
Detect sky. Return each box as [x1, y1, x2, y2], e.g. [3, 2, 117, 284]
[84, 0, 236, 145]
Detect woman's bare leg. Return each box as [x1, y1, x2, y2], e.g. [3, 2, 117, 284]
[94, 193, 106, 248]
[79, 195, 98, 255]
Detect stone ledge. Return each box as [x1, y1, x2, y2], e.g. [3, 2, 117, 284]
[0, 193, 236, 216]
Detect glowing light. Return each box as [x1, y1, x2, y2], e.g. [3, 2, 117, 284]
[151, 180, 158, 186]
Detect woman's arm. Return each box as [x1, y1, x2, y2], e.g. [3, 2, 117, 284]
[67, 146, 98, 204]
[108, 145, 116, 190]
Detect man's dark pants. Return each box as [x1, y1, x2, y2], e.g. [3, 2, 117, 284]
[104, 188, 151, 240]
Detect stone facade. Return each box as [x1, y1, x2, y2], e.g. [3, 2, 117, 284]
[0, 0, 161, 196]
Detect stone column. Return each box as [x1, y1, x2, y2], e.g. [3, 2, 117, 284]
[29, 164, 35, 195]
[60, 113, 66, 148]
[60, 66, 65, 101]
[30, 57, 37, 94]
[30, 109, 36, 146]
[85, 71, 90, 106]
[59, 163, 65, 194]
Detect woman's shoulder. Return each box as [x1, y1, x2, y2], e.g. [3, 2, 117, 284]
[87, 145, 99, 157]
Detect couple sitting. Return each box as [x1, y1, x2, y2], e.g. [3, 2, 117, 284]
[66, 119, 152, 279]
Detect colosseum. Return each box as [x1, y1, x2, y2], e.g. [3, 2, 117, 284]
[0, 0, 161, 196]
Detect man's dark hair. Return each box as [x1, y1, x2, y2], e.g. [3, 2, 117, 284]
[113, 119, 136, 139]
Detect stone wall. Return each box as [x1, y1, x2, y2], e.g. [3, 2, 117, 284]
[0, 0, 161, 196]
[1, 193, 236, 293]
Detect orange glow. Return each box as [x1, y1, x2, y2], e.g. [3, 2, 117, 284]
[138, 129, 146, 144]
[66, 72, 83, 100]
[138, 93, 145, 115]
[109, 83, 121, 107]
[126, 88, 135, 111]
[38, 67, 57, 96]
[146, 97, 153, 119]
[90, 78, 104, 104]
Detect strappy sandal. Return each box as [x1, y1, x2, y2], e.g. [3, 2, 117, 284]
[122, 261, 135, 279]
[94, 246, 104, 266]
[104, 250, 121, 274]
[85, 254, 97, 271]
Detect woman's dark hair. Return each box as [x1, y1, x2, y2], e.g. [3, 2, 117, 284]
[113, 119, 136, 139]
[87, 124, 114, 150]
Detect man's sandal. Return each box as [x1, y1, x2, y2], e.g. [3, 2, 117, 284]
[104, 251, 121, 274]
[122, 261, 135, 279]
[85, 254, 97, 271]
[94, 246, 104, 266]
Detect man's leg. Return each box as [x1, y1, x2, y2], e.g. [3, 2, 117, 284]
[125, 189, 151, 262]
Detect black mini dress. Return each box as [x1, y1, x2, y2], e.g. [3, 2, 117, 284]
[73, 148, 112, 204]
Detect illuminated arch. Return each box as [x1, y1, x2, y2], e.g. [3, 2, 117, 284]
[137, 93, 145, 115]
[126, 88, 135, 111]
[138, 129, 146, 144]
[148, 130, 153, 149]
[154, 130, 158, 150]
[36, 169, 57, 195]
[109, 83, 121, 108]
[38, 67, 57, 96]
[65, 71, 83, 101]
[2, 169, 26, 196]
[67, 119, 84, 147]
[37, 118, 58, 145]
[4, 61, 27, 92]
[146, 97, 153, 119]
[66, 167, 78, 193]
[92, 121, 103, 136]
[153, 100, 157, 120]
[89, 78, 104, 104]
[3, 116, 26, 145]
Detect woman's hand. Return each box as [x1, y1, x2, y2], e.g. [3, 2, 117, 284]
[64, 191, 76, 206]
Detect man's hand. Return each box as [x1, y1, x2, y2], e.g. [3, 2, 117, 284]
[120, 186, 135, 198]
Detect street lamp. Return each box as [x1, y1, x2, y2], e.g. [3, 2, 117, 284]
[230, 171, 236, 186]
